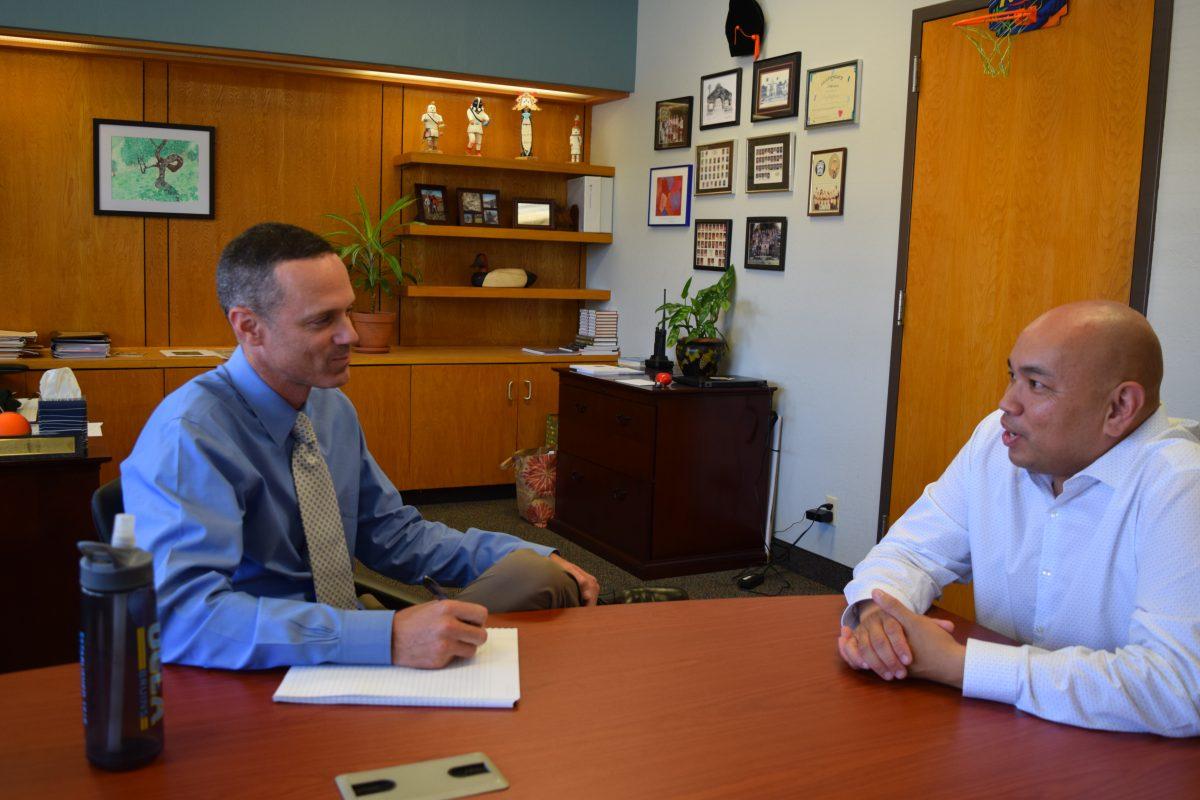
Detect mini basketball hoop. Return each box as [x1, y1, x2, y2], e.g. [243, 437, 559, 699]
[954, 0, 1069, 77]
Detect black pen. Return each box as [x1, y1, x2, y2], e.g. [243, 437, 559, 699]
[421, 575, 449, 600]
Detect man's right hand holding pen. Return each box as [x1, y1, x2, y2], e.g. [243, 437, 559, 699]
[390, 576, 488, 669]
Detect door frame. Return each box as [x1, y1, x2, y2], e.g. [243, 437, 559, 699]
[875, 0, 1176, 541]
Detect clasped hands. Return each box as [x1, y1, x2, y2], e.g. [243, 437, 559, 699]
[837, 589, 966, 688]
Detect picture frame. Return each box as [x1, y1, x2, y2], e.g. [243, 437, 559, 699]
[93, 118, 215, 218]
[808, 148, 847, 216]
[699, 68, 742, 130]
[693, 219, 732, 271]
[457, 187, 501, 226]
[745, 216, 787, 271]
[647, 164, 693, 227]
[805, 60, 862, 129]
[695, 140, 736, 196]
[653, 96, 693, 150]
[512, 197, 555, 229]
[751, 52, 801, 121]
[745, 133, 793, 193]
[414, 183, 449, 224]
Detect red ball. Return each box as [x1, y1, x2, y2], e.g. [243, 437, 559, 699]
[654, 372, 673, 387]
[0, 411, 31, 436]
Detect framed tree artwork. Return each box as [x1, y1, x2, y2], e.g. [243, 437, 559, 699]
[93, 119, 215, 218]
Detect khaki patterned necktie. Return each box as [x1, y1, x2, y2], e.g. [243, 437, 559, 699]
[291, 411, 358, 609]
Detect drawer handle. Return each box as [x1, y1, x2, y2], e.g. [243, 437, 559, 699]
[574, 402, 588, 414]
[507, 380, 514, 401]
[570, 471, 584, 482]
[611, 488, 628, 501]
[615, 413, 632, 425]
[523, 379, 533, 401]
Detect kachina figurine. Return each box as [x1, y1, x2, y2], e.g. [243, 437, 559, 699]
[513, 91, 541, 159]
[466, 97, 489, 156]
[569, 114, 583, 163]
[420, 102, 444, 153]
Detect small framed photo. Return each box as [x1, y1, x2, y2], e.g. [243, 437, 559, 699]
[746, 133, 793, 193]
[695, 140, 736, 196]
[647, 164, 693, 227]
[745, 217, 787, 271]
[414, 183, 449, 224]
[752, 52, 801, 121]
[699, 68, 741, 130]
[805, 60, 862, 129]
[808, 148, 847, 216]
[513, 197, 555, 229]
[457, 187, 501, 226]
[93, 119, 214, 218]
[693, 219, 732, 271]
[654, 97, 693, 150]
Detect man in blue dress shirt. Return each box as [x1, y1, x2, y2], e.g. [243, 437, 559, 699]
[837, 301, 1200, 736]
[123, 222, 599, 670]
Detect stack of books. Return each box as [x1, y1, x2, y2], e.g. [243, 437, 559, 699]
[51, 331, 111, 359]
[568, 309, 619, 354]
[0, 330, 38, 361]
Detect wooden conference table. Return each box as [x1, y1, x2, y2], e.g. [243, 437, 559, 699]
[3, 595, 1196, 798]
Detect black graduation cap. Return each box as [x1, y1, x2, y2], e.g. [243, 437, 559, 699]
[726, 0, 765, 59]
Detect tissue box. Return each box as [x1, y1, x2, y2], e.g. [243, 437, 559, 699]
[36, 398, 88, 436]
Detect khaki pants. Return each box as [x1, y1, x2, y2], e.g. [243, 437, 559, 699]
[456, 550, 581, 612]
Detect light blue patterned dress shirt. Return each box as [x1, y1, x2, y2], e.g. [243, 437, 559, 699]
[844, 408, 1200, 736]
[122, 347, 552, 669]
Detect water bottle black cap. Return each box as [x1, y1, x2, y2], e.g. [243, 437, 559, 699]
[78, 541, 154, 593]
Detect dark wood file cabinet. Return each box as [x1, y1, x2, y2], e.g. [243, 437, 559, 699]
[550, 370, 776, 578]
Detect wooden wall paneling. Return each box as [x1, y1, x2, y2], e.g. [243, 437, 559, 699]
[166, 64, 384, 345]
[399, 165, 575, 226]
[408, 364, 516, 489]
[163, 366, 212, 395]
[0, 371, 27, 397]
[400, 295, 578, 347]
[401, 88, 585, 163]
[0, 49, 146, 345]
[28, 369, 165, 484]
[373, 84, 406, 320]
[341, 365, 411, 490]
[143, 60, 171, 345]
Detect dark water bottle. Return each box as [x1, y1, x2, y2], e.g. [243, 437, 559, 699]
[79, 513, 164, 770]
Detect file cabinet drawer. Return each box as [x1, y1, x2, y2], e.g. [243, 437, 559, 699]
[556, 452, 650, 561]
[559, 385, 654, 480]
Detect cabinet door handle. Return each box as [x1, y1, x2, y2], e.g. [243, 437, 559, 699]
[611, 487, 628, 501]
[523, 379, 532, 401]
[507, 380, 514, 401]
[615, 413, 632, 425]
[574, 402, 588, 414]
[570, 471, 584, 482]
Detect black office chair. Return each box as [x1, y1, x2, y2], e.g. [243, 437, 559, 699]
[89, 478, 422, 609]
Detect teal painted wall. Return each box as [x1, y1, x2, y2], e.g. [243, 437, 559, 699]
[0, 0, 638, 92]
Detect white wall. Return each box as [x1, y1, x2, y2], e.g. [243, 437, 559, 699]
[590, 0, 1200, 569]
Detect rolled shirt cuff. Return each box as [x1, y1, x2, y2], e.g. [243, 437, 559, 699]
[962, 638, 1022, 705]
[840, 585, 919, 629]
[334, 608, 396, 665]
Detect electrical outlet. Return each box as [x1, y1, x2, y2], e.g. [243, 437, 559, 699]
[825, 495, 838, 525]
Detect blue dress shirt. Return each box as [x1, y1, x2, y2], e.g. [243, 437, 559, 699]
[122, 347, 552, 669]
[844, 408, 1200, 736]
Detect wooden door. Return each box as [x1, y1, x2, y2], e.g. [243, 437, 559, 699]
[885, 1, 1160, 618]
[516, 364, 565, 451]
[408, 364, 517, 489]
[342, 366, 412, 491]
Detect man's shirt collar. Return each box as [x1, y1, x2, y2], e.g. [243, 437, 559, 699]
[222, 346, 300, 447]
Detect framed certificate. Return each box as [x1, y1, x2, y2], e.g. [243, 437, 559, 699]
[695, 140, 736, 196]
[805, 60, 861, 129]
[808, 148, 847, 216]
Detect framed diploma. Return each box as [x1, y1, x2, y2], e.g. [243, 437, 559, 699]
[808, 147, 847, 217]
[805, 60, 861, 129]
[746, 133, 793, 193]
[695, 140, 736, 196]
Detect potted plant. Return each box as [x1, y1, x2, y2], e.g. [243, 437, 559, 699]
[655, 267, 736, 377]
[324, 188, 421, 353]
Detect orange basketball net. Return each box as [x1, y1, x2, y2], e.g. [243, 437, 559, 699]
[951, 5, 1039, 28]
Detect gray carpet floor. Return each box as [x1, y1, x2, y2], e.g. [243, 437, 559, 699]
[401, 498, 839, 602]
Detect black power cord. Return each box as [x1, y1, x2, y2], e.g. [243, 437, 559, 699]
[735, 503, 832, 596]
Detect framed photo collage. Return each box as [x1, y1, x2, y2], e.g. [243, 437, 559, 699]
[650, 55, 860, 272]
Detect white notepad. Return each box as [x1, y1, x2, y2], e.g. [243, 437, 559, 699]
[272, 628, 520, 708]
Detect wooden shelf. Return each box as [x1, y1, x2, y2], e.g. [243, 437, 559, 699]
[395, 151, 615, 177]
[399, 286, 610, 301]
[398, 224, 611, 244]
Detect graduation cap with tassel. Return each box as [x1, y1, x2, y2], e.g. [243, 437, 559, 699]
[725, 0, 765, 60]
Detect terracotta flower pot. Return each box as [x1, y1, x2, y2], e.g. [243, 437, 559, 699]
[675, 337, 727, 378]
[349, 310, 397, 354]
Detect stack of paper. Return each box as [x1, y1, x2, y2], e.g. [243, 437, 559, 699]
[51, 331, 110, 359]
[0, 330, 38, 361]
[570, 364, 645, 376]
[272, 628, 520, 708]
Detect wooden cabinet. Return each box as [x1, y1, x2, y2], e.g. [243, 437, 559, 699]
[342, 365, 411, 490]
[551, 371, 776, 579]
[408, 361, 571, 490]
